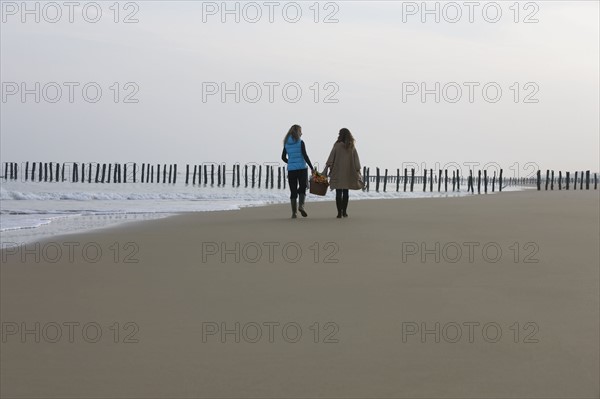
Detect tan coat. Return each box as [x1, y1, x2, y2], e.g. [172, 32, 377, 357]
[325, 142, 362, 190]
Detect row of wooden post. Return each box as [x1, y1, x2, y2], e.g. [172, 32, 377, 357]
[1, 162, 288, 189]
[2, 162, 598, 193]
[361, 167, 505, 193]
[536, 170, 597, 191]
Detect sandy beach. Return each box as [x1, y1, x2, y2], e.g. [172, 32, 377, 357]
[1, 190, 598, 398]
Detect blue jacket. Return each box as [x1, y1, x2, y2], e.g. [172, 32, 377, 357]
[285, 136, 307, 171]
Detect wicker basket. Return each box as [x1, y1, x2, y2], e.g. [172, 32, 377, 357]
[309, 180, 329, 196]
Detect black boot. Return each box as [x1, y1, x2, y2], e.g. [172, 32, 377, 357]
[335, 197, 342, 218]
[342, 197, 349, 218]
[298, 194, 307, 217]
[291, 198, 297, 219]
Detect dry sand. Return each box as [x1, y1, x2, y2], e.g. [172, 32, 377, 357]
[1, 190, 599, 398]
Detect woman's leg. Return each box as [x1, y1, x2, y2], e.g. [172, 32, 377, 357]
[342, 189, 349, 217]
[288, 170, 299, 218]
[335, 189, 343, 218]
[297, 168, 308, 217]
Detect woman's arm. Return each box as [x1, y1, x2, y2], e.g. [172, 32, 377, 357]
[281, 147, 288, 164]
[301, 141, 314, 171]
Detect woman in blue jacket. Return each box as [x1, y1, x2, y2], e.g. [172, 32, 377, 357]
[281, 124, 314, 218]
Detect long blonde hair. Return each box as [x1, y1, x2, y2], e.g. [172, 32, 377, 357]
[283, 125, 302, 144]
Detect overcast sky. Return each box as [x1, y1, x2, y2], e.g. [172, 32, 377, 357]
[1, 1, 598, 175]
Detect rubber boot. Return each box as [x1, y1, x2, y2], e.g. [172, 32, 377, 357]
[298, 194, 308, 217]
[291, 198, 297, 219]
[342, 197, 349, 218]
[335, 198, 342, 218]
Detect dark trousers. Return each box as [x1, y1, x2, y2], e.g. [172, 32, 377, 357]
[336, 189, 349, 201]
[288, 168, 308, 199]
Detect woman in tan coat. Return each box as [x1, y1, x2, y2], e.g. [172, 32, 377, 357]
[324, 128, 362, 218]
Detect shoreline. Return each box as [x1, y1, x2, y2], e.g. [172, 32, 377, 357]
[1, 187, 532, 246]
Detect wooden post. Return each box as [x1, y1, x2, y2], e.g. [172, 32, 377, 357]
[203, 165, 207, 184]
[492, 171, 496, 192]
[477, 170, 481, 194]
[258, 165, 262, 188]
[210, 164, 214, 186]
[375, 167, 380, 192]
[565, 171, 570, 190]
[468, 170, 473, 193]
[484, 170, 488, 193]
[265, 166, 269, 188]
[410, 168, 415, 192]
[550, 170, 554, 190]
[270, 166, 274, 189]
[451, 171, 456, 191]
[24, 161, 29, 181]
[141, 163, 145, 183]
[558, 171, 562, 190]
[366, 167, 370, 192]
[283, 166, 287, 189]
[185, 165, 190, 185]
[594, 173, 597, 190]
[580, 171, 584, 190]
[252, 165, 256, 188]
[3, 162, 7, 180]
[275, 166, 279, 189]
[48, 162, 54, 182]
[44, 162, 48, 182]
[585, 171, 590, 190]
[574, 171, 578, 190]
[173, 164, 177, 184]
[222, 164, 226, 186]
[430, 169, 434, 192]
[237, 165, 241, 187]
[94, 164, 99, 183]
[383, 169, 388, 192]
[423, 169, 427, 192]
[403, 168, 408, 192]
[444, 169, 448, 192]
[544, 170, 549, 190]
[132, 163, 136, 183]
[31, 162, 36, 181]
[217, 164, 221, 186]
[88, 163, 92, 183]
[536, 170, 541, 190]
[396, 169, 400, 192]
[438, 170, 442, 192]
